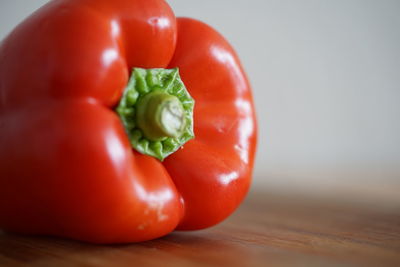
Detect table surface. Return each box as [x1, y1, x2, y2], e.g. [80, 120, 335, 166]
[0, 191, 399, 267]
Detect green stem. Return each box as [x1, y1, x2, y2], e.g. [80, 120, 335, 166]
[116, 68, 195, 161]
[136, 91, 186, 141]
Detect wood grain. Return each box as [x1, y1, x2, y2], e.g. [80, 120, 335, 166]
[0, 190, 399, 267]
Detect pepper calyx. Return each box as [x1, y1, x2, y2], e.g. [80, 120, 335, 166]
[116, 68, 195, 161]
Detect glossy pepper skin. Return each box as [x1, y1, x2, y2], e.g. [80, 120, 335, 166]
[0, 0, 257, 243]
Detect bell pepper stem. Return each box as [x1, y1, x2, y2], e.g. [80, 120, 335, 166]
[116, 68, 195, 161]
[136, 91, 186, 141]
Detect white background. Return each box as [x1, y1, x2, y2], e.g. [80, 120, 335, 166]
[1, 0, 399, 199]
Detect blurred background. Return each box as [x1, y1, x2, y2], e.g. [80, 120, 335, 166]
[1, 0, 399, 202]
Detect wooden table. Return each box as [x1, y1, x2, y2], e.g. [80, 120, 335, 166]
[0, 190, 399, 267]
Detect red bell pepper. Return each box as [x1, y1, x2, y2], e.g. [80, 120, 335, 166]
[0, 0, 257, 243]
